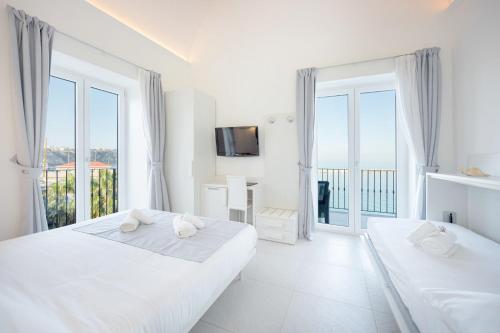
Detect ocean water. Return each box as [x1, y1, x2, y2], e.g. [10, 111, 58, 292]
[318, 167, 396, 215]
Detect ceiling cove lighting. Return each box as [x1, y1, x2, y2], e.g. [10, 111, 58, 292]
[85, 0, 189, 62]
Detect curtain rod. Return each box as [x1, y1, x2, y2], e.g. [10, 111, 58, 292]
[54, 29, 151, 72]
[317, 52, 414, 71]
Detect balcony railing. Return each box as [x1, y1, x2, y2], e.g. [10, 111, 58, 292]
[41, 168, 118, 229]
[318, 168, 396, 215]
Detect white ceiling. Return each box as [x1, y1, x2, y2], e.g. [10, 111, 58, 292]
[86, 0, 213, 61]
[86, 0, 456, 63]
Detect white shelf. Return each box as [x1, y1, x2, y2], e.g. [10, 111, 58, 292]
[426, 173, 500, 191]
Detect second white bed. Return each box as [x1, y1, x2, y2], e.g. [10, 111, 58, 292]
[367, 218, 500, 333]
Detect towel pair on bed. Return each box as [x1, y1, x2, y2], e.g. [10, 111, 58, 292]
[173, 213, 205, 239]
[120, 209, 156, 232]
[407, 222, 457, 257]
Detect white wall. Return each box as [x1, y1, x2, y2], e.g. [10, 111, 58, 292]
[450, 0, 500, 241]
[190, 0, 456, 210]
[451, 0, 500, 168]
[0, 0, 191, 240]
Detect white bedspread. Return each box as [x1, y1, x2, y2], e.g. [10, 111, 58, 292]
[0, 211, 257, 333]
[368, 218, 500, 333]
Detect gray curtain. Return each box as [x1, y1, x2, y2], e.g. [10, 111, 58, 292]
[8, 6, 54, 233]
[296, 68, 317, 240]
[139, 69, 170, 211]
[415, 47, 441, 218]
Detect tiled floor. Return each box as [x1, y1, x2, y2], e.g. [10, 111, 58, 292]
[319, 211, 395, 229]
[191, 231, 400, 333]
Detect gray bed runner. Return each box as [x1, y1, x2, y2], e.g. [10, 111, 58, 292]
[73, 212, 247, 262]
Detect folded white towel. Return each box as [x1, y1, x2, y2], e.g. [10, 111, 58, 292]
[182, 213, 205, 229]
[421, 230, 457, 257]
[129, 209, 155, 225]
[120, 215, 140, 233]
[407, 222, 439, 245]
[173, 216, 197, 238]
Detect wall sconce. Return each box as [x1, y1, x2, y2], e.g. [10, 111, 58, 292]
[267, 116, 276, 124]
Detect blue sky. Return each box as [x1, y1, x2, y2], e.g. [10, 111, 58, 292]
[316, 90, 396, 169]
[46, 76, 118, 150]
[89, 87, 118, 150]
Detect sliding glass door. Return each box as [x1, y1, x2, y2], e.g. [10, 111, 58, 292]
[357, 89, 397, 229]
[316, 79, 397, 233]
[42, 71, 124, 228]
[316, 91, 355, 233]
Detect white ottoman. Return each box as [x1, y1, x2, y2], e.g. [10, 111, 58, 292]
[255, 208, 298, 245]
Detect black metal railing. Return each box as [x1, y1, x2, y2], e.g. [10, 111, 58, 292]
[90, 168, 118, 219]
[41, 168, 118, 229]
[318, 168, 396, 215]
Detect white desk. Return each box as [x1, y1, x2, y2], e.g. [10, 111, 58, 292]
[200, 181, 263, 225]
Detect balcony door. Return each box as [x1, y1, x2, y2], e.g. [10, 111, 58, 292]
[42, 70, 124, 228]
[316, 78, 397, 233]
[84, 82, 123, 220]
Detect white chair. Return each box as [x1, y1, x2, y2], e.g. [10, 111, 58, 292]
[227, 175, 251, 223]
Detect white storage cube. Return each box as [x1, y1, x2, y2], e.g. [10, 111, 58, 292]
[255, 208, 298, 244]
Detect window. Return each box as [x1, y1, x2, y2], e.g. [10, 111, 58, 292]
[88, 87, 120, 219]
[41, 71, 124, 228]
[316, 76, 398, 233]
[43, 76, 77, 228]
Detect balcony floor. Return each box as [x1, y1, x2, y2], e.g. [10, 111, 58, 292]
[318, 210, 395, 229]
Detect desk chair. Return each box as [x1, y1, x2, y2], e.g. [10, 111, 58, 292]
[227, 175, 251, 223]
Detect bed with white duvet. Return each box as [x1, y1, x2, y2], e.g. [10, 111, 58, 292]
[366, 218, 500, 333]
[0, 210, 257, 333]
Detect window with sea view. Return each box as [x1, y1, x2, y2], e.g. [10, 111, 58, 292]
[316, 79, 397, 231]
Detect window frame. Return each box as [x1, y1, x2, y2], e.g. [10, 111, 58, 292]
[50, 67, 126, 222]
[315, 75, 401, 234]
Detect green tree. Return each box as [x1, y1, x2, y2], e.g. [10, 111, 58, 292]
[90, 169, 118, 218]
[45, 170, 76, 228]
[43, 168, 118, 228]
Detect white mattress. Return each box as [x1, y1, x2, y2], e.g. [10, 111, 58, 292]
[368, 218, 500, 333]
[0, 211, 257, 333]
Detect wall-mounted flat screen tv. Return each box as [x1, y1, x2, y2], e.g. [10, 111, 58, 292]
[215, 126, 259, 156]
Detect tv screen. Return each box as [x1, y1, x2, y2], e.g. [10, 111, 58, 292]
[215, 126, 259, 156]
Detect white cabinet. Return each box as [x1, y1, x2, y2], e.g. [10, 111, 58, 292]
[166, 89, 216, 215]
[201, 185, 229, 220]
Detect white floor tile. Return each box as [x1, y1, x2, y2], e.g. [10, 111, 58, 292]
[202, 278, 293, 333]
[256, 239, 309, 261]
[364, 269, 384, 290]
[304, 240, 371, 271]
[281, 292, 377, 333]
[294, 261, 371, 308]
[244, 251, 301, 289]
[193, 231, 397, 333]
[367, 287, 392, 314]
[373, 310, 401, 333]
[190, 320, 233, 333]
[312, 231, 362, 249]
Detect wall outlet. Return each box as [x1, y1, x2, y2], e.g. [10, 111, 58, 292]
[442, 211, 457, 224]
